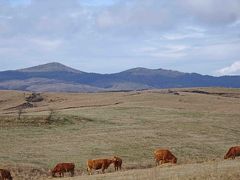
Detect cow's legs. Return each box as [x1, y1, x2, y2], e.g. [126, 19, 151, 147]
[70, 170, 74, 177]
[101, 167, 105, 174]
[87, 167, 92, 175]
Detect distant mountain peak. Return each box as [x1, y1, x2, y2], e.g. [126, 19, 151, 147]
[18, 62, 83, 73]
[123, 67, 184, 77]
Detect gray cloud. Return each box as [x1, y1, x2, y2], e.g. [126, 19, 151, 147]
[95, 0, 179, 34]
[96, 0, 240, 34]
[178, 0, 240, 26]
[0, 0, 240, 75]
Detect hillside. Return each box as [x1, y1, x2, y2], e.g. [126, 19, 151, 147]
[63, 160, 240, 180]
[0, 62, 240, 92]
[18, 62, 83, 73]
[0, 88, 240, 179]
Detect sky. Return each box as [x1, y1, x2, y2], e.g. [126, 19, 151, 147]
[0, 0, 240, 75]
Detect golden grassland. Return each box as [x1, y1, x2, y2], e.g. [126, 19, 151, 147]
[62, 160, 240, 180]
[0, 88, 240, 179]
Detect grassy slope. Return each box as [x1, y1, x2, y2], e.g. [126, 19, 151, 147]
[0, 88, 240, 179]
[61, 160, 240, 180]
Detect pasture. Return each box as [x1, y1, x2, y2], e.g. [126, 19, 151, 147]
[0, 88, 240, 179]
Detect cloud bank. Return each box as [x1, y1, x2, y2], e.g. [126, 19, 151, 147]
[0, 0, 240, 75]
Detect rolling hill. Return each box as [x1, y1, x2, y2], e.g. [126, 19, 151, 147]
[0, 62, 240, 92]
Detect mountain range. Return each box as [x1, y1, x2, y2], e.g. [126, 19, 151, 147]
[0, 62, 239, 92]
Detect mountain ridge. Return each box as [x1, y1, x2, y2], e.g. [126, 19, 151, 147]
[0, 62, 240, 92]
[18, 62, 83, 73]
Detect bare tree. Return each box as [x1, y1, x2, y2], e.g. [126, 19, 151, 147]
[46, 108, 56, 124]
[17, 107, 23, 120]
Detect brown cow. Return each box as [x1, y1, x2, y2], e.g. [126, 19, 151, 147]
[224, 146, 240, 159]
[51, 163, 75, 177]
[154, 149, 177, 166]
[0, 169, 13, 180]
[87, 158, 115, 175]
[113, 156, 122, 171]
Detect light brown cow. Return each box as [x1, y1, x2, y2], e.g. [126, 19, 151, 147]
[113, 156, 122, 171]
[51, 163, 75, 177]
[224, 146, 240, 159]
[87, 158, 115, 175]
[154, 149, 177, 165]
[0, 169, 13, 180]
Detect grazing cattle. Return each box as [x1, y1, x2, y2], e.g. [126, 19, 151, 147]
[224, 146, 240, 159]
[51, 163, 75, 177]
[154, 149, 177, 165]
[0, 169, 13, 180]
[113, 156, 122, 171]
[87, 158, 115, 175]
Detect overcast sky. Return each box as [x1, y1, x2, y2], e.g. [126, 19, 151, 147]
[0, 0, 240, 75]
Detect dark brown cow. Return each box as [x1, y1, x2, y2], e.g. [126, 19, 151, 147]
[154, 149, 177, 165]
[0, 169, 13, 180]
[51, 163, 75, 177]
[224, 146, 240, 159]
[87, 158, 115, 175]
[113, 156, 122, 171]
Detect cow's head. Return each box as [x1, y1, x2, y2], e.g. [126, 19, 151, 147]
[112, 156, 118, 163]
[49, 169, 56, 177]
[224, 151, 231, 159]
[9, 175, 13, 180]
[173, 157, 177, 164]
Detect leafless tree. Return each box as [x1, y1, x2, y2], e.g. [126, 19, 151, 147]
[46, 108, 56, 124]
[17, 107, 23, 120]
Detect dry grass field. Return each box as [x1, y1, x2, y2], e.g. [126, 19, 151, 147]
[1, 88, 240, 179]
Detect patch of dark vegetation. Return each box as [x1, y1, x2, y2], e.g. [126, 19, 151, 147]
[5, 102, 34, 111]
[182, 90, 240, 98]
[44, 108, 96, 125]
[168, 89, 180, 95]
[183, 90, 211, 95]
[18, 102, 34, 109]
[0, 114, 74, 127]
[60, 115, 97, 124]
[0, 113, 97, 127]
[0, 115, 50, 127]
[149, 89, 181, 95]
[25, 92, 43, 102]
[48, 116, 74, 125]
[44, 109, 75, 125]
